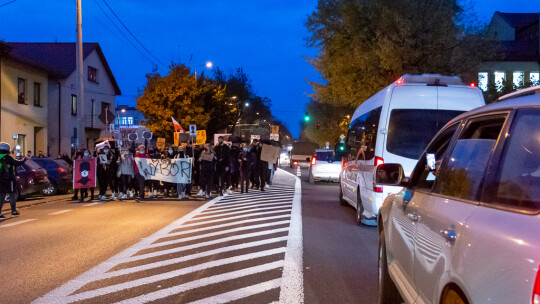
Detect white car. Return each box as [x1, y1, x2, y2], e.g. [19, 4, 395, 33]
[377, 94, 540, 304]
[308, 149, 341, 184]
[340, 74, 485, 226]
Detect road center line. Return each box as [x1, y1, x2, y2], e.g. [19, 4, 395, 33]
[49, 210, 72, 215]
[0, 219, 36, 228]
[82, 203, 100, 207]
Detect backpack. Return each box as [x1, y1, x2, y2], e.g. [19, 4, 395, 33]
[0, 154, 12, 181]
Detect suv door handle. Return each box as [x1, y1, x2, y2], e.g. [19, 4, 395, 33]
[407, 213, 418, 222]
[440, 229, 457, 242]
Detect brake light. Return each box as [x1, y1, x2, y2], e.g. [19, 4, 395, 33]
[533, 266, 540, 304]
[58, 167, 66, 173]
[293, 161, 298, 165]
[395, 78, 404, 85]
[375, 157, 384, 167]
[311, 157, 317, 165]
[341, 158, 345, 167]
[470, 82, 476, 87]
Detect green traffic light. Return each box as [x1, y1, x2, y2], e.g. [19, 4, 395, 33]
[304, 115, 311, 122]
[339, 146, 345, 151]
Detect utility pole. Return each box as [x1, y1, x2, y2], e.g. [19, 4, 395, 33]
[76, 0, 85, 148]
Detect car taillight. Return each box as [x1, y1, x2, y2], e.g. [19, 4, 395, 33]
[375, 157, 384, 167]
[470, 82, 476, 87]
[341, 158, 345, 167]
[533, 266, 540, 304]
[311, 157, 316, 165]
[293, 161, 298, 165]
[58, 167, 66, 173]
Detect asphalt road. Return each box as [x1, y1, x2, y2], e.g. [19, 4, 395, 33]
[0, 167, 379, 303]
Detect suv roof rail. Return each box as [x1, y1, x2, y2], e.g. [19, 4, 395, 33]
[397, 74, 464, 86]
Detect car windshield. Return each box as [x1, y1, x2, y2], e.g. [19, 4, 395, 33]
[25, 159, 43, 170]
[387, 109, 464, 159]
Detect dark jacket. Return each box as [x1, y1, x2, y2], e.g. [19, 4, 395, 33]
[239, 150, 255, 173]
[214, 143, 231, 168]
[230, 146, 241, 172]
[0, 151, 26, 193]
[97, 151, 116, 175]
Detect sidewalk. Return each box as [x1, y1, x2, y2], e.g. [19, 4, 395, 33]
[1, 193, 73, 212]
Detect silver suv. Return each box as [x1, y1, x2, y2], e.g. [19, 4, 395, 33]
[376, 94, 540, 304]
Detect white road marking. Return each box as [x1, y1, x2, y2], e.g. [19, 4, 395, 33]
[181, 209, 294, 228]
[192, 205, 292, 220]
[202, 201, 292, 214]
[217, 192, 295, 203]
[0, 219, 36, 228]
[82, 203, 100, 207]
[211, 196, 294, 207]
[186, 278, 282, 304]
[49, 210, 72, 215]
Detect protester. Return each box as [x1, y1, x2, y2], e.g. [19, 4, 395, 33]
[61, 152, 73, 166]
[38, 150, 45, 158]
[134, 145, 150, 201]
[230, 142, 241, 191]
[184, 141, 195, 196]
[0, 142, 27, 218]
[199, 144, 216, 199]
[117, 148, 135, 200]
[72, 149, 95, 202]
[26, 150, 32, 158]
[214, 136, 231, 196]
[97, 145, 116, 201]
[239, 143, 255, 193]
[110, 147, 120, 199]
[162, 146, 176, 197]
[254, 141, 268, 191]
[174, 145, 188, 199]
[147, 146, 160, 198]
[194, 145, 204, 196]
[250, 140, 259, 189]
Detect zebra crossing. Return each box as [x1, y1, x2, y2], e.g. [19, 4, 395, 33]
[34, 169, 303, 304]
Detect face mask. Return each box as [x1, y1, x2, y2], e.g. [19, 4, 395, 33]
[84, 152, 90, 157]
[243, 148, 248, 152]
[139, 150, 145, 154]
[104, 149, 109, 154]
[168, 150, 173, 154]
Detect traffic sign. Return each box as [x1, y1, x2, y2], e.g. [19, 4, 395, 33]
[340, 134, 345, 143]
[189, 124, 197, 136]
[325, 141, 330, 149]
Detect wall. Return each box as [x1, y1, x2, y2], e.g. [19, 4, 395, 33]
[0, 58, 48, 155]
[478, 61, 540, 85]
[488, 13, 515, 41]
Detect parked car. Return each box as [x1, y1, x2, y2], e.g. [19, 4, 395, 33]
[376, 93, 540, 304]
[32, 158, 72, 195]
[13, 159, 50, 200]
[308, 149, 341, 183]
[340, 74, 485, 225]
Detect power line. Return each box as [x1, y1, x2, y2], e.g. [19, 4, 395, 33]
[0, 0, 17, 8]
[100, 0, 168, 69]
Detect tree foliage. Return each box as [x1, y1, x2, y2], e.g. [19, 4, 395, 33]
[302, 99, 354, 147]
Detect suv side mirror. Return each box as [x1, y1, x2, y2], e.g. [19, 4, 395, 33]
[376, 163, 405, 186]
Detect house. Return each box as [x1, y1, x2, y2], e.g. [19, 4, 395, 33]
[478, 12, 540, 91]
[4, 42, 121, 155]
[0, 42, 49, 155]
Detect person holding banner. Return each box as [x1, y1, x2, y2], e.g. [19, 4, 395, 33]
[134, 145, 150, 201]
[198, 144, 216, 199]
[97, 145, 116, 201]
[147, 146, 161, 198]
[239, 144, 255, 193]
[162, 146, 177, 197]
[72, 149, 95, 202]
[174, 146, 188, 199]
[230, 143, 241, 191]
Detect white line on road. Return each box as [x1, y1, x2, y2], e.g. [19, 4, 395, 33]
[186, 278, 282, 304]
[0, 219, 36, 228]
[82, 203, 100, 207]
[49, 210, 72, 215]
[181, 209, 293, 228]
[192, 205, 292, 220]
[202, 201, 292, 214]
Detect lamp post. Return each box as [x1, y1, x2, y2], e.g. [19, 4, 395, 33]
[194, 61, 213, 78]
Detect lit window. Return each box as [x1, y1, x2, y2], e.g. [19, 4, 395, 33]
[121, 117, 127, 125]
[513, 72, 524, 88]
[530, 72, 540, 85]
[127, 117, 134, 125]
[494, 71, 506, 92]
[71, 95, 77, 115]
[478, 72, 488, 91]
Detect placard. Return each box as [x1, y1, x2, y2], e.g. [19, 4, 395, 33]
[135, 157, 192, 183]
[195, 130, 206, 145]
[199, 151, 215, 162]
[73, 158, 97, 189]
[156, 137, 166, 150]
[189, 124, 197, 136]
[214, 133, 232, 146]
[250, 135, 260, 142]
[270, 133, 279, 141]
[261, 144, 281, 163]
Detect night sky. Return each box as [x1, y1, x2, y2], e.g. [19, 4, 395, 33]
[1, 0, 540, 137]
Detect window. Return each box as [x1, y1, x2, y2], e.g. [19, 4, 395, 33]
[530, 72, 540, 85]
[17, 134, 26, 154]
[346, 107, 382, 161]
[18, 78, 26, 104]
[494, 71, 506, 92]
[434, 115, 506, 201]
[33, 83, 41, 107]
[478, 72, 488, 91]
[127, 117, 134, 125]
[88, 66, 98, 82]
[513, 71, 524, 89]
[71, 95, 77, 115]
[315, 151, 341, 162]
[387, 109, 464, 160]
[487, 110, 540, 212]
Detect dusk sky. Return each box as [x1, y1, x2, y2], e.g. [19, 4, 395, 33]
[1, 0, 540, 137]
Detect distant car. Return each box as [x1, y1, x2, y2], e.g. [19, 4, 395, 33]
[279, 152, 290, 166]
[14, 159, 50, 200]
[32, 158, 72, 195]
[308, 149, 341, 184]
[290, 142, 318, 168]
[377, 94, 540, 304]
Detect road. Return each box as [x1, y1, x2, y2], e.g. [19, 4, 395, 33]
[0, 167, 378, 303]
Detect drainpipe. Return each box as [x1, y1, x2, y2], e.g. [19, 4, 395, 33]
[55, 79, 61, 154]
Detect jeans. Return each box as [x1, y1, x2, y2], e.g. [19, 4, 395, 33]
[177, 183, 186, 196]
[120, 174, 132, 194]
[0, 192, 17, 213]
[135, 173, 146, 198]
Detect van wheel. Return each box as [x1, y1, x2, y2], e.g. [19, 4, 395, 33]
[339, 184, 347, 206]
[378, 229, 402, 304]
[356, 191, 364, 226]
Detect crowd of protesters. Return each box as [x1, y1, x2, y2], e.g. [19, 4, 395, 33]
[67, 136, 278, 203]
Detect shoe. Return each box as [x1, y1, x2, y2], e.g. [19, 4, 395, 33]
[90, 195, 94, 201]
[100, 195, 106, 202]
[260, 187, 265, 191]
[197, 189, 204, 196]
[121, 193, 127, 199]
[153, 190, 158, 197]
[112, 193, 116, 200]
[178, 193, 184, 200]
[129, 191, 134, 198]
[135, 198, 141, 203]
[205, 193, 210, 199]
[0, 214, 6, 219]
[148, 192, 153, 198]
[219, 190, 223, 196]
[71, 195, 78, 200]
[79, 198, 84, 203]
[227, 189, 232, 195]
[11, 210, 20, 217]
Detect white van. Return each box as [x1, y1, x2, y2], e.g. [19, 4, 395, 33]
[339, 74, 485, 225]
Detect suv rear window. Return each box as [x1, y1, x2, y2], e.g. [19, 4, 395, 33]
[489, 109, 540, 212]
[387, 109, 464, 159]
[315, 151, 340, 162]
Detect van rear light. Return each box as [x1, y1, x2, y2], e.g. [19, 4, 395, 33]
[373, 186, 383, 193]
[293, 161, 298, 165]
[375, 157, 384, 167]
[533, 266, 540, 304]
[470, 82, 476, 87]
[311, 157, 317, 165]
[395, 78, 404, 85]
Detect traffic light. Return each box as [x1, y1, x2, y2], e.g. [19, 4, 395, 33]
[304, 113, 311, 122]
[335, 143, 346, 152]
[317, 122, 320, 129]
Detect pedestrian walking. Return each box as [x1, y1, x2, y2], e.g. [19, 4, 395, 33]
[254, 141, 268, 191]
[239, 144, 255, 193]
[117, 148, 135, 200]
[134, 145, 150, 201]
[110, 147, 120, 199]
[230, 143, 241, 191]
[0, 142, 27, 218]
[199, 144, 216, 199]
[97, 145, 116, 201]
[214, 136, 231, 196]
[72, 149, 95, 202]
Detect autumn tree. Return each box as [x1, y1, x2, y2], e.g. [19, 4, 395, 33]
[302, 99, 354, 147]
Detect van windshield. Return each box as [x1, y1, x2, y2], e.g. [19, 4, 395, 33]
[387, 109, 464, 159]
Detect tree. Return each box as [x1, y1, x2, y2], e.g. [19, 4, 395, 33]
[305, 0, 491, 107]
[136, 63, 225, 143]
[301, 100, 353, 147]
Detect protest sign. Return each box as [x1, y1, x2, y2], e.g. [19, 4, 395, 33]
[270, 133, 279, 141]
[250, 135, 260, 142]
[199, 150, 215, 162]
[261, 144, 281, 163]
[195, 130, 206, 145]
[214, 133, 232, 146]
[174, 132, 190, 146]
[73, 158, 97, 189]
[156, 138, 166, 150]
[135, 157, 192, 183]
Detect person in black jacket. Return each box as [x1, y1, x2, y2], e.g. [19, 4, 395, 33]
[97, 145, 116, 201]
[199, 144, 216, 199]
[214, 136, 231, 196]
[0, 142, 27, 218]
[239, 144, 255, 193]
[230, 143, 241, 191]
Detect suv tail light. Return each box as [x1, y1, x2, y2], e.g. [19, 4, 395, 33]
[533, 266, 540, 304]
[311, 157, 317, 165]
[58, 167, 66, 174]
[375, 157, 384, 167]
[293, 161, 298, 166]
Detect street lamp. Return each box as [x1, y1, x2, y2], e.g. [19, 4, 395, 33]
[245, 102, 250, 107]
[194, 61, 213, 78]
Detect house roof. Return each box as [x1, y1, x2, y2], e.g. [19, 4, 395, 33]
[2, 42, 121, 95]
[496, 12, 539, 29]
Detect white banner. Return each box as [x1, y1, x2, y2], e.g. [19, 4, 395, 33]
[135, 158, 192, 184]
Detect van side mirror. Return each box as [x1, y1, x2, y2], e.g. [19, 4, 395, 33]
[376, 163, 405, 186]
